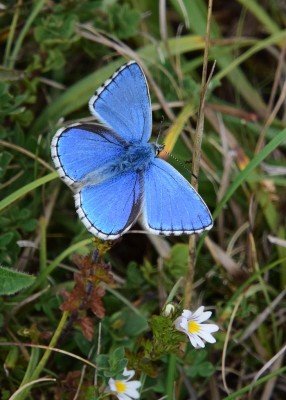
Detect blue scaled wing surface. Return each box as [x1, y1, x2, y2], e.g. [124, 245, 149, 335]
[142, 158, 213, 235]
[89, 61, 152, 144]
[51, 123, 144, 239]
[51, 123, 127, 187]
[74, 170, 143, 240]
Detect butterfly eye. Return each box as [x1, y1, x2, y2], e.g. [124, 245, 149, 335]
[155, 144, 165, 156]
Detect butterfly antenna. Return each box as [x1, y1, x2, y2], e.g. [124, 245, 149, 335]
[156, 115, 165, 146]
[161, 148, 198, 181]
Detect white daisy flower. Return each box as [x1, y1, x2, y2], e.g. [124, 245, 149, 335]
[108, 367, 141, 400]
[175, 306, 219, 348]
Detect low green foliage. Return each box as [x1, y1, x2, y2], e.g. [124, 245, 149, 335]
[0, 265, 35, 295]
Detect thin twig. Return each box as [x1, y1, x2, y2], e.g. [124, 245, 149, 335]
[183, 0, 213, 310]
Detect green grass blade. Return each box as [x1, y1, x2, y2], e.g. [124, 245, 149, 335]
[213, 127, 286, 221]
[0, 172, 58, 213]
[236, 0, 280, 34]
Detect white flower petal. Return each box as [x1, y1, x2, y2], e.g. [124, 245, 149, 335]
[198, 330, 216, 343]
[175, 306, 219, 348]
[126, 381, 141, 391]
[174, 316, 184, 330]
[125, 385, 140, 399]
[179, 317, 189, 331]
[191, 306, 204, 319]
[108, 378, 116, 391]
[123, 368, 135, 380]
[125, 382, 141, 398]
[182, 309, 193, 319]
[117, 393, 132, 400]
[200, 323, 219, 333]
[188, 334, 198, 348]
[196, 311, 212, 323]
[192, 333, 205, 348]
[108, 370, 141, 400]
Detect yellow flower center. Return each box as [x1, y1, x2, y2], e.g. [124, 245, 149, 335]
[188, 320, 200, 334]
[115, 380, 127, 393]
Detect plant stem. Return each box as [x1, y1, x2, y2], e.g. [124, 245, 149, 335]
[184, 0, 213, 310]
[39, 216, 47, 277]
[9, 0, 46, 69]
[14, 311, 69, 400]
[3, 0, 22, 67]
[31, 311, 69, 379]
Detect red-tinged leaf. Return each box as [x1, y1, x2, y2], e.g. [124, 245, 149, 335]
[60, 280, 84, 312]
[72, 254, 114, 285]
[93, 263, 114, 285]
[60, 253, 111, 315]
[77, 316, 94, 341]
[88, 286, 106, 318]
[73, 254, 93, 271]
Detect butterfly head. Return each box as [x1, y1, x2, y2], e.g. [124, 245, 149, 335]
[153, 143, 165, 157]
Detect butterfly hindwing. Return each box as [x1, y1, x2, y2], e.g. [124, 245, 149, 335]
[142, 158, 213, 235]
[74, 171, 143, 239]
[89, 61, 152, 144]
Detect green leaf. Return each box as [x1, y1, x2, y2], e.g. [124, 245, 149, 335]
[95, 354, 110, 369]
[4, 346, 19, 368]
[165, 243, 189, 278]
[111, 346, 125, 363]
[185, 350, 215, 378]
[0, 232, 14, 248]
[197, 361, 216, 377]
[108, 346, 128, 376]
[21, 218, 38, 232]
[0, 265, 35, 295]
[0, 151, 13, 179]
[106, 3, 140, 39]
[44, 48, 66, 72]
[126, 262, 144, 287]
[34, 14, 78, 45]
[110, 308, 148, 337]
[83, 386, 96, 400]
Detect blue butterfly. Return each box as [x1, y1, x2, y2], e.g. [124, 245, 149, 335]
[51, 61, 213, 240]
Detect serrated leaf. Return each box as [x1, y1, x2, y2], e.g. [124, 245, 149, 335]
[95, 354, 110, 369]
[111, 346, 125, 363]
[165, 243, 189, 278]
[107, 4, 140, 39]
[0, 266, 35, 295]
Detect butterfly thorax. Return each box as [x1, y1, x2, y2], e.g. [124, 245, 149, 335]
[118, 142, 159, 172]
[81, 142, 161, 187]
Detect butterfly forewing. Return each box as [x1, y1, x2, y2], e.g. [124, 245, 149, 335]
[89, 61, 152, 144]
[51, 124, 126, 186]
